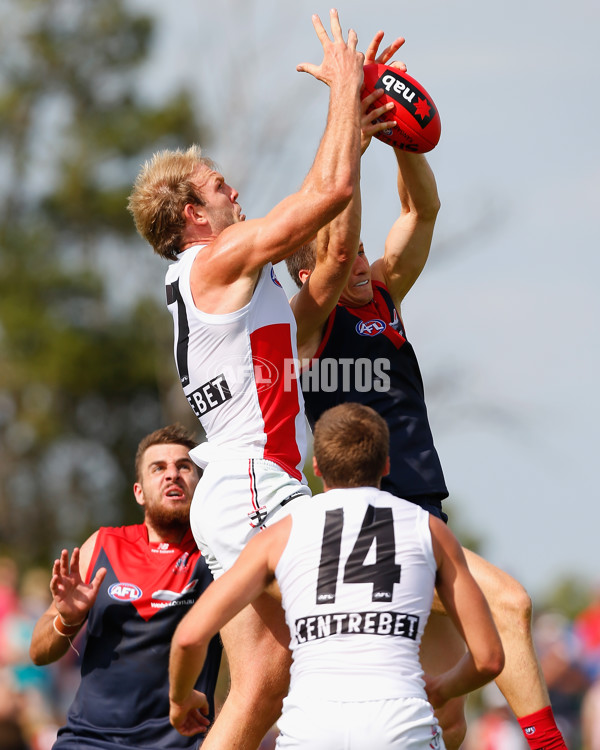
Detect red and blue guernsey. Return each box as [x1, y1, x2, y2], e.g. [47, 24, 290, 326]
[54, 525, 221, 750]
[301, 282, 448, 505]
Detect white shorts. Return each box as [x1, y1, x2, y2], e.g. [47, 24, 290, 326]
[275, 695, 444, 750]
[190, 457, 311, 577]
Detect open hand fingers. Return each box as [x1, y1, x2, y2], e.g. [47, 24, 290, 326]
[387, 59, 408, 73]
[364, 31, 384, 64]
[361, 88, 387, 113]
[376, 37, 405, 64]
[310, 12, 329, 46]
[69, 547, 81, 576]
[59, 549, 69, 574]
[328, 8, 344, 43]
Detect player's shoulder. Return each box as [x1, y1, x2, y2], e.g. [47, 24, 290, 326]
[96, 524, 146, 544]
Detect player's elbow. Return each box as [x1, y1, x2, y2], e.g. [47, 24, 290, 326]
[329, 180, 354, 213]
[29, 641, 51, 666]
[414, 194, 441, 223]
[424, 194, 441, 221]
[327, 163, 355, 207]
[173, 624, 199, 654]
[477, 638, 505, 682]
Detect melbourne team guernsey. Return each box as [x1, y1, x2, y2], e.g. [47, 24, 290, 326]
[302, 282, 448, 502]
[54, 525, 221, 750]
[276, 487, 436, 701]
[166, 246, 307, 480]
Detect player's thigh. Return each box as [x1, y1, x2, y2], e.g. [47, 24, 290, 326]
[220, 588, 291, 691]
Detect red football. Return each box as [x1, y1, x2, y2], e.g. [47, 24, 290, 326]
[362, 63, 441, 153]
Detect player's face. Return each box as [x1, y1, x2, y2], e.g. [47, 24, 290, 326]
[134, 444, 200, 533]
[192, 165, 245, 231]
[339, 243, 372, 307]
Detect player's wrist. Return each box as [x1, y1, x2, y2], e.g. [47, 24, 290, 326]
[53, 612, 85, 636]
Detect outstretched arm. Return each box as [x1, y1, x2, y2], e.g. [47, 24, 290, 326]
[290, 90, 395, 358]
[363, 33, 441, 310]
[169, 517, 291, 736]
[425, 516, 505, 707]
[370, 148, 441, 309]
[29, 535, 106, 665]
[290, 31, 405, 360]
[195, 10, 363, 292]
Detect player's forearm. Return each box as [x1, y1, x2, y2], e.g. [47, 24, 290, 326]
[314, 171, 361, 274]
[395, 151, 440, 219]
[304, 85, 362, 216]
[169, 638, 209, 704]
[429, 649, 503, 706]
[29, 612, 83, 665]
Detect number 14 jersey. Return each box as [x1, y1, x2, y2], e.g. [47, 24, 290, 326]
[276, 487, 436, 701]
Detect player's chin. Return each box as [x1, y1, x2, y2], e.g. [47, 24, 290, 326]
[352, 284, 373, 303]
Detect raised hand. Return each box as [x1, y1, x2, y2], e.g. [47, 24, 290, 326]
[364, 30, 406, 69]
[360, 87, 397, 154]
[296, 8, 364, 90]
[50, 547, 106, 625]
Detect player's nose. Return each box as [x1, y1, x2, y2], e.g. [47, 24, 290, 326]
[164, 462, 181, 479]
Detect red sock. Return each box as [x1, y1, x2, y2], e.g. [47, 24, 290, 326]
[517, 706, 568, 749]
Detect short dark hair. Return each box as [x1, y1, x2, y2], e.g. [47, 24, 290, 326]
[313, 403, 389, 488]
[285, 240, 317, 288]
[134, 424, 198, 482]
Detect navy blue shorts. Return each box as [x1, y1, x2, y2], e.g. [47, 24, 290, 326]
[416, 500, 448, 524]
[391, 493, 448, 524]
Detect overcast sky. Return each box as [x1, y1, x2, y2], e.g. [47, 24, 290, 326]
[132, 0, 600, 602]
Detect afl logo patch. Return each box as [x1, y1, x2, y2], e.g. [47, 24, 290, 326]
[108, 582, 142, 601]
[270, 267, 282, 287]
[356, 319, 386, 336]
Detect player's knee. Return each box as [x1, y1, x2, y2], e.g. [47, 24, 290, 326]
[440, 712, 467, 750]
[435, 697, 467, 750]
[229, 656, 289, 711]
[494, 574, 533, 634]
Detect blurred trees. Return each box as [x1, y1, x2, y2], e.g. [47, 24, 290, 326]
[0, 0, 207, 567]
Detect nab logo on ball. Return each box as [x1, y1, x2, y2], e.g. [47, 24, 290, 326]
[377, 70, 436, 129]
[362, 63, 441, 153]
[108, 582, 142, 602]
[356, 319, 386, 337]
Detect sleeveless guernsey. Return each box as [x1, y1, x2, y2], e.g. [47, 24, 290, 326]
[276, 487, 436, 701]
[166, 246, 307, 481]
[301, 282, 447, 502]
[54, 525, 221, 750]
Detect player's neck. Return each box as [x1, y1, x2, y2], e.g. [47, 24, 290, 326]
[145, 523, 188, 545]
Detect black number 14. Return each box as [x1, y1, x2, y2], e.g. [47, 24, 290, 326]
[316, 505, 402, 605]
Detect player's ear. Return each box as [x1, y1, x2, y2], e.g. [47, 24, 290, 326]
[312, 455, 322, 477]
[298, 269, 312, 284]
[383, 456, 391, 477]
[183, 202, 208, 226]
[133, 482, 145, 508]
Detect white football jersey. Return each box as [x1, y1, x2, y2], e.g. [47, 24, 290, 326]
[276, 487, 436, 701]
[165, 246, 307, 480]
